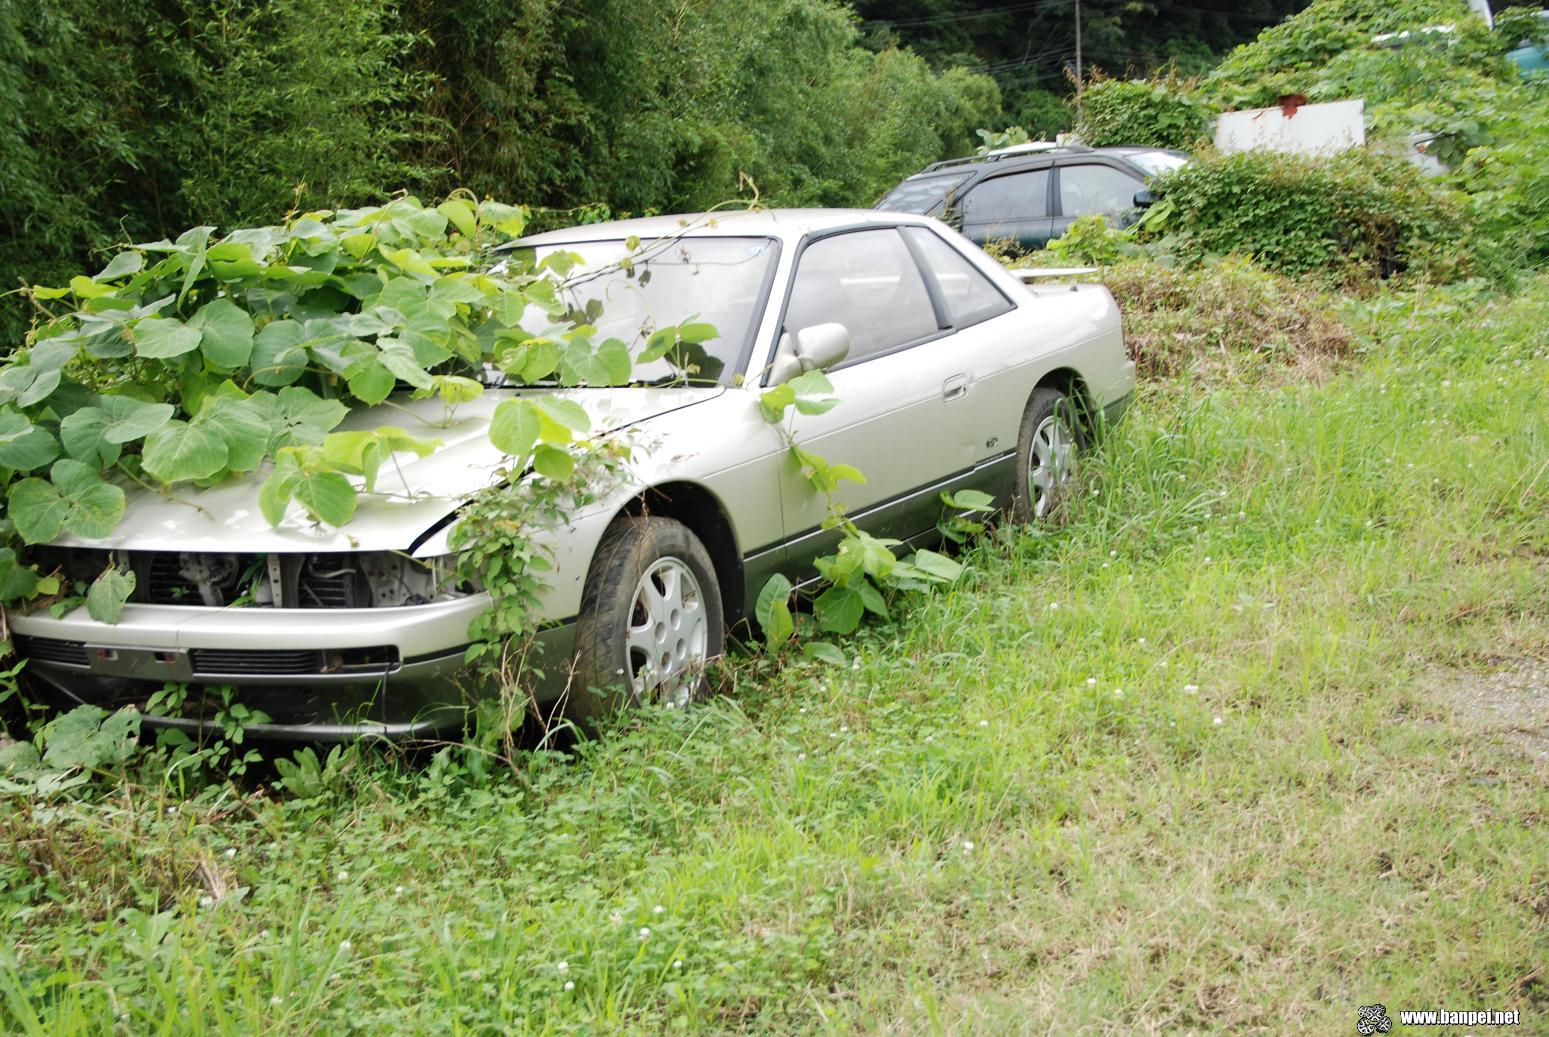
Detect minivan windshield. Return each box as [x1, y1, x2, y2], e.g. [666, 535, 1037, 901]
[502, 236, 778, 386]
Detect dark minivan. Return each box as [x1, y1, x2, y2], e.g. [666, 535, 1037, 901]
[877, 144, 1188, 251]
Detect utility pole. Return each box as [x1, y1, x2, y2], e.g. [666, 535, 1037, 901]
[1074, 0, 1084, 117]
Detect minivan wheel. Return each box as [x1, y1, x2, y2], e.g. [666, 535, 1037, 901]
[1011, 388, 1079, 523]
[569, 516, 724, 724]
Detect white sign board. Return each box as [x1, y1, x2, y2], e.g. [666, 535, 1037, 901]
[1214, 98, 1366, 156]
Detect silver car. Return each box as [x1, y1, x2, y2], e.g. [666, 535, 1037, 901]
[9, 209, 1134, 739]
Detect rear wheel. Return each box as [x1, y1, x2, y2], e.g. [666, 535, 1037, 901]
[568, 517, 724, 725]
[1011, 388, 1079, 523]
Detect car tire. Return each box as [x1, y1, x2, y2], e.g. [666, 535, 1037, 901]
[567, 516, 724, 726]
[1011, 388, 1080, 524]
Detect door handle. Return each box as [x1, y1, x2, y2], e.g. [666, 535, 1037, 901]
[942, 374, 970, 402]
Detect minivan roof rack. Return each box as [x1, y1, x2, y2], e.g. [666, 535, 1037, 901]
[923, 143, 1092, 173]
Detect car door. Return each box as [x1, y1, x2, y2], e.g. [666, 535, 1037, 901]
[956, 167, 1055, 251]
[1050, 161, 1146, 238]
[773, 227, 976, 575]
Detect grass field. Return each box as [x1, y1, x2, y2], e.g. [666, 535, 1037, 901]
[3, 278, 1547, 1035]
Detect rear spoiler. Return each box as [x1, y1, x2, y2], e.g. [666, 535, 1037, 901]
[1012, 267, 1097, 282]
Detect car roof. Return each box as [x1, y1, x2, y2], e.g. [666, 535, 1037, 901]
[514, 208, 938, 248]
[911, 145, 1186, 179]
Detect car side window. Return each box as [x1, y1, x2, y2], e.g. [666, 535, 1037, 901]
[901, 226, 1013, 328]
[959, 169, 1049, 230]
[1058, 163, 1142, 217]
[783, 229, 939, 364]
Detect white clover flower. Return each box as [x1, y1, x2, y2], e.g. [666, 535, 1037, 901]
[564, 980, 575, 992]
[557, 961, 569, 973]
[653, 905, 665, 915]
[1109, 550, 1117, 558]
[270, 995, 283, 1007]
[610, 911, 624, 926]
[1203, 556, 1212, 563]
[199, 895, 214, 909]
[1137, 637, 1146, 645]
[1086, 677, 1097, 687]
[673, 959, 683, 969]
[225, 847, 237, 859]
[962, 840, 974, 851]
[978, 719, 989, 728]
[339, 940, 352, 952]
[639, 927, 651, 940]
[796, 752, 806, 761]
[1212, 716, 1223, 726]
[1113, 689, 1124, 698]
[336, 870, 349, 882]
[1184, 684, 1199, 694]
[394, 885, 405, 894]
[839, 725, 848, 733]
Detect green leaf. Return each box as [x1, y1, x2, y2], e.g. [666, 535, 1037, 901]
[800, 640, 846, 666]
[98, 396, 175, 444]
[754, 574, 794, 650]
[86, 568, 136, 624]
[909, 548, 964, 582]
[856, 578, 890, 619]
[759, 383, 795, 422]
[194, 399, 270, 473]
[532, 397, 590, 436]
[189, 299, 255, 368]
[250, 320, 309, 386]
[248, 387, 348, 450]
[141, 421, 230, 483]
[0, 548, 41, 600]
[942, 488, 996, 512]
[0, 412, 61, 471]
[346, 360, 395, 406]
[489, 398, 540, 459]
[814, 584, 864, 634]
[532, 443, 574, 481]
[788, 369, 839, 415]
[289, 469, 358, 527]
[677, 321, 718, 344]
[59, 407, 119, 467]
[52, 459, 126, 538]
[436, 199, 478, 238]
[9, 478, 69, 544]
[94, 251, 144, 282]
[38, 704, 139, 771]
[431, 375, 483, 405]
[133, 317, 202, 359]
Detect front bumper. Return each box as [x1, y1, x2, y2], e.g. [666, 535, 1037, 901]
[9, 596, 579, 742]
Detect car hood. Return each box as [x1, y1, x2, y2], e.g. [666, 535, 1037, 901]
[59, 386, 724, 554]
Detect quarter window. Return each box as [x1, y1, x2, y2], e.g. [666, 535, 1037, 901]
[784, 229, 939, 364]
[902, 227, 1012, 328]
[1058, 164, 1143, 217]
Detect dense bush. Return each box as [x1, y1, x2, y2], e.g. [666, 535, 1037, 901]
[0, 0, 998, 348]
[1073, 78, 1214, 150]
[1142, 150, 1469, 280]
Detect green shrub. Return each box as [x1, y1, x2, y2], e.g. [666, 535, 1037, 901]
[1203, 0, 1474, 110]
[1042, 215, 1143, 267]
[1073, 78, 1213, 150]
[1142, 149, 1469, 281]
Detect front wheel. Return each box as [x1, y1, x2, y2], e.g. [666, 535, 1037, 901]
[1011, 388, 1079, 523]
[569, 517, 724, 725]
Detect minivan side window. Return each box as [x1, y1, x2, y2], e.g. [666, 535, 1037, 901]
[1058, 163, 1142, 217]
[901, 227, 1013, 328]
[783, 229, 939, 365]
[959, 169, 1049, 229]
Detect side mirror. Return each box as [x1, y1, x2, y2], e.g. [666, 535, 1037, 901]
[768, 322, 851, 385]
[791, 322, 850, 373]
[1132, 189, 1155, 208]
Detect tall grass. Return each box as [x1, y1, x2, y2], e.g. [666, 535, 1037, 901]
[2, 280, 1547, 1034]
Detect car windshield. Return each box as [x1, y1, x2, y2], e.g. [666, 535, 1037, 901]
[504, 236, 777, 386]
[1125, 151, 1189, 177]
[876, 173, 969, 216]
